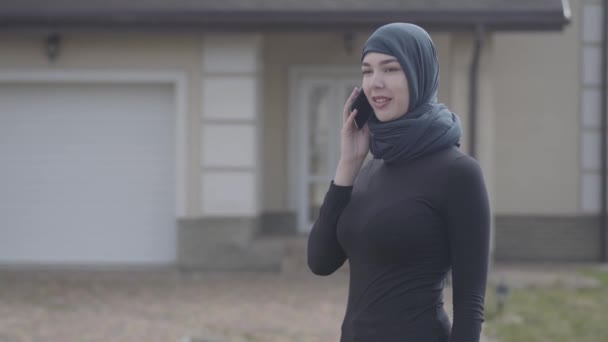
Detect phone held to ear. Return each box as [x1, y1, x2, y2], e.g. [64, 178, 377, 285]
[350, 90, 374, 129]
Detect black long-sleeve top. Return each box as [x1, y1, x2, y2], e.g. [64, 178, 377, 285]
[308, 146, 490, 342]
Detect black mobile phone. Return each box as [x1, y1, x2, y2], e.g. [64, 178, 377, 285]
[350, 90, 373, 129]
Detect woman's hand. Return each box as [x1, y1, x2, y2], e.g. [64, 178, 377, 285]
[334, 87, 370, 186]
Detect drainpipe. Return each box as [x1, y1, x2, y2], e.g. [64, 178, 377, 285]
[469, 25, 484, 159]
[469, 24, 495, 266]
[600, 0, 608, 262]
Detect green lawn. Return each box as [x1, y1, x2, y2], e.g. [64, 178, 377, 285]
[483, 269, 608, 342]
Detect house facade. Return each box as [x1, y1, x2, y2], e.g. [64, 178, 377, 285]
[1, 0, 604, 269]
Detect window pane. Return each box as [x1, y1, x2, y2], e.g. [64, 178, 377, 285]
[583, 4, 604, 44]
[581, 172, 600, 213]
[581, 88, 601, 128]
[582, 130, 600, 171]
[583, 46, 602, 86]
[308, 85, 331, 175]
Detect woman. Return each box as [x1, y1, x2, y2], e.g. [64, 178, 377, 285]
[307, 23, 490, 342]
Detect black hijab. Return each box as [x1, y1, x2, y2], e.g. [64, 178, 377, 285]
[362, 23, 462, 163]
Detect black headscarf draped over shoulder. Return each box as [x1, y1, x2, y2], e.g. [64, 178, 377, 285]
[361, 23, 462, 163]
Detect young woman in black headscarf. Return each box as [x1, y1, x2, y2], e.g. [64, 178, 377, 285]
[307, 23, 491, 342]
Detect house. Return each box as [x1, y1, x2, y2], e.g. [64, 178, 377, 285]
[0, 0, 602, 270]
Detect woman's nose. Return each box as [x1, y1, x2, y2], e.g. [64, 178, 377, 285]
[370, 72, 385, 88]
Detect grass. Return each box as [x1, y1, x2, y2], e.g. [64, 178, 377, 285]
[482, 268, 608, 342]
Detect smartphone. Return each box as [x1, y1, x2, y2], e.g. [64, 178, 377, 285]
[350, 90, 374, 129]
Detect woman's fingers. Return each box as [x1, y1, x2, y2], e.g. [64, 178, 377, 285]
[345, 109, 358, 129]
[343, 87, 360, 122]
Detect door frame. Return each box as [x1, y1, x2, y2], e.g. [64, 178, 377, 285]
[288, 65, 360, 233]
[0, 69, 189, 217]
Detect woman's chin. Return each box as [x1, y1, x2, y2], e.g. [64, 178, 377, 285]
[375, 111, 401, 122]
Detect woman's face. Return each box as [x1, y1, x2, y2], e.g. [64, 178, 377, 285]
[361, 52, 410, 122]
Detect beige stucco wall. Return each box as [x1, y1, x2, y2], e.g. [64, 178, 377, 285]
[493, 2, 581, 215]
[2, 21, 580, 218]
[0, 29, 453, 217]
[261, 16, 582, 216]
[0, 32, 204, 217]
[261, 31, 451, 212]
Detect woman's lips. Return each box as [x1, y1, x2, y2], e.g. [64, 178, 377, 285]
[372, 96, 391, 110]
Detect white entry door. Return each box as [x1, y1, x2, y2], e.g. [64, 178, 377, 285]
[294, 75, 362, 232]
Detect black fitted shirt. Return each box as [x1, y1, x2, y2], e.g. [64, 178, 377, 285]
[308, 147, 490, 342]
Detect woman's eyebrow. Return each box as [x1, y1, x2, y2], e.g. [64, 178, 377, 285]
[361, 58, 400, 67]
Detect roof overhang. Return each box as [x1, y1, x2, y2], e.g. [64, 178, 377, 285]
[0, 1, 572, 33]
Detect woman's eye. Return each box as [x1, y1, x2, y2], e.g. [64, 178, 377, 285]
[361, 70, 372, 75]
[385, 67, 400, 72]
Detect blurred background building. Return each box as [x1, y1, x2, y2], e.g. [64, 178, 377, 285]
[0, 0, 604, 270]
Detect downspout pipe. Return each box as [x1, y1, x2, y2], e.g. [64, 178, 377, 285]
[469, 24, 484, 159]
[600, 0, 608, 262]
[469, 24, 492, 265]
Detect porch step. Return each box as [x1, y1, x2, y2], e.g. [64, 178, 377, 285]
[179, 236, 285, 271]
[177, 216, 349, 272]
[280, 236, 309, 273]
[178, 217, 287, 271]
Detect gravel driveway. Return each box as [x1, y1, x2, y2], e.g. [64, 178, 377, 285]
[0, 268, 350, 342]
[0, 268, 461, 342]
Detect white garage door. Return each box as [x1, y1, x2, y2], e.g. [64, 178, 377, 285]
[0, 82, 176, 264]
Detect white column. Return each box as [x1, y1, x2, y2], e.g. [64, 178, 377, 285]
[200, 34, 263, 217]
[580, 0, 605, 213]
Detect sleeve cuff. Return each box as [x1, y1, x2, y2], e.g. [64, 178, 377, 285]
[320, 181, 353, 216]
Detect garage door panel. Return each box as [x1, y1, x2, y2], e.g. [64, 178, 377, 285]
[0, 83, 176, 264]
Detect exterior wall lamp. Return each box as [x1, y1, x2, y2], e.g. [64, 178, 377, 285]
[45, 33, 61, 62]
